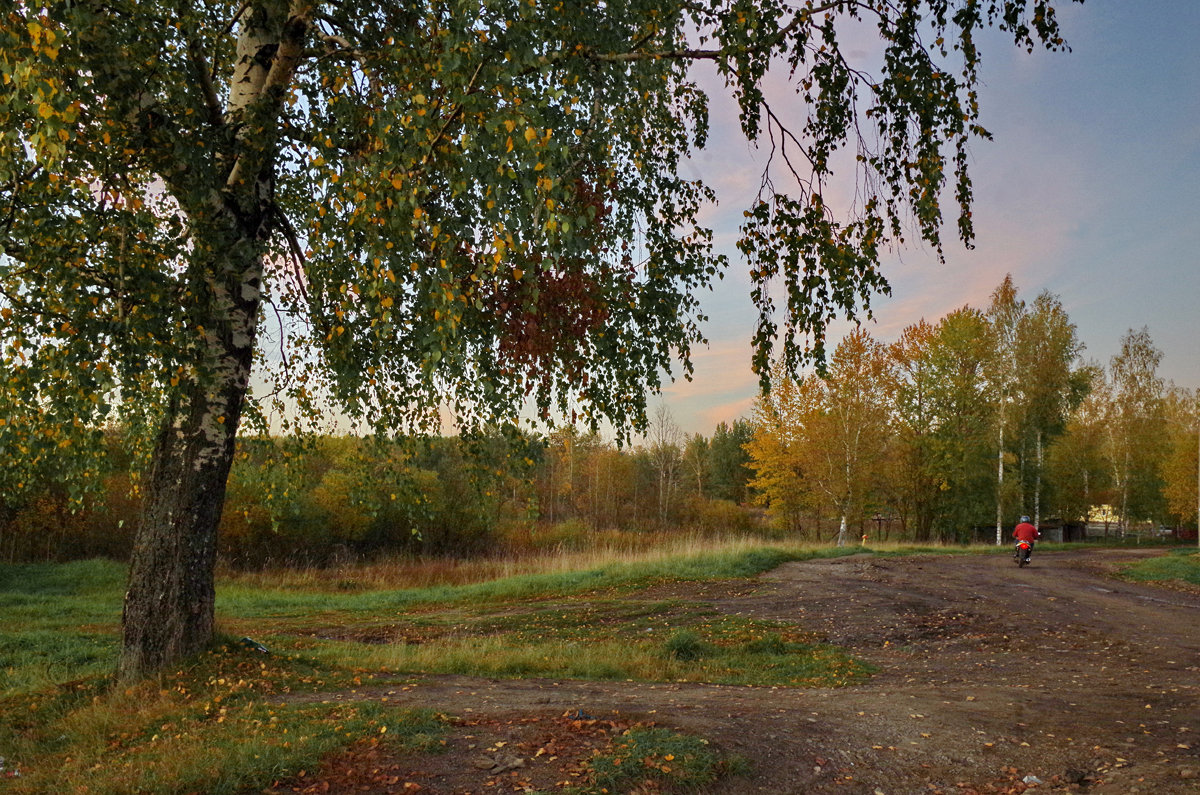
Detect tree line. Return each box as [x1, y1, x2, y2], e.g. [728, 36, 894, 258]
[747, 275, 1199, 544]
[0, 418, 758, 565]
[4, 274, 1196, 564]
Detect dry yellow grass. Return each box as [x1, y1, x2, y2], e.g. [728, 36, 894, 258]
[216, 532, 830, 592]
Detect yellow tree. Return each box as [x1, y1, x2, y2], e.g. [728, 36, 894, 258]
[747, 368, 815, 535]
[799, 330, 893, 546]
[1162, 387, 1199, 540]
[889, 319, 940, 539]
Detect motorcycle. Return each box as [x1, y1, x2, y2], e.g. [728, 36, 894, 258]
[1013, 540, 1033, 567]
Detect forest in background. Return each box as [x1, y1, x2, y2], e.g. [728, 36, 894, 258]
[2, 277, 1196, 565]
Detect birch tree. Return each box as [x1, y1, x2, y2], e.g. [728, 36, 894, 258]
[1014, 290, 1086, 525]
[1106, 328, 1166, 534]
[646, 403, 683, 524]
[802, 329, 892, 546]
[985, 275, 1025, 543]
[890, 319, 939, 539]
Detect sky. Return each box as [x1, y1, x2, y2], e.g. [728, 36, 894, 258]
[656, 0, 1200, 435]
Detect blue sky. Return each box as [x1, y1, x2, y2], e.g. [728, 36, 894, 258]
[660, 0, 1200, 434]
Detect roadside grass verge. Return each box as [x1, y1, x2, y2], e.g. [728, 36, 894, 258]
[1118, 548, 1200, 586]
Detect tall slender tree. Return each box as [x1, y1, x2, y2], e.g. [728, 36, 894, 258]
[1014, 290, 1086, 525]
[646, 403, 683, 525]
[1106, 328, 1167, 533]
[924, 308, 996, 541]
[890, 319, 940, 540]
[985, 275, 1026, 542]
[802, 329, 893, 546]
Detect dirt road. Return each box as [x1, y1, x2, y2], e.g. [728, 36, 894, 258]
[286, 548, 1200, 794]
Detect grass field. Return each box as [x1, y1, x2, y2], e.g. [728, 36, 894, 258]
[0, 540, 869, 793]
[3, 537, 1193, 793]
[1119, 546, 1200, 585]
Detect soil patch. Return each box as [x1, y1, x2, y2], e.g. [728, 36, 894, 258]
[271, 548, 1200, 793]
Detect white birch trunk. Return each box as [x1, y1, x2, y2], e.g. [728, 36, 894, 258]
[1034, 429, 1042, 527]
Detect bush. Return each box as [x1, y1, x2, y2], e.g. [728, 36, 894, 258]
[664, 629, 709, 661]
[679, 497, 756, 534]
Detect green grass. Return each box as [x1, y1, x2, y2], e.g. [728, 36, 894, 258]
[0, 641, 448, 794]
[0, 559, 126, 693]
[0, 544, 872, 793]
[289, 613, 871, 688]
[581, 726, 744, 794]
[1119, 548, 1200, 586]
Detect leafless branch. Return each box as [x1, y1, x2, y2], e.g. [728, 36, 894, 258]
[187, 37, 225, 126]
[271, 203, 310, 305]
[220, 0, 251, 37]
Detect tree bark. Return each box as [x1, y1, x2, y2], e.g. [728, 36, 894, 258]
[118, 206, 267, 679]
[119, 359, 251, 678]
[118, 218, 264, 679]
[995, 415, 1004, 545]
[1034, 429, 1042, 527]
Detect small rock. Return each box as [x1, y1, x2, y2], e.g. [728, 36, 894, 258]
[1180, 768, 1198, 779]
[472, 755, 496, 770]
[493, 755, 525, 774]
[1022, 775, 1043, 785]
[1064, 768, 1090, 784]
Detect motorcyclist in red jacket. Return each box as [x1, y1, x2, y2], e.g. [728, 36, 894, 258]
[1013, 517, 1039, 543]
[1013, 516, 1039, 563]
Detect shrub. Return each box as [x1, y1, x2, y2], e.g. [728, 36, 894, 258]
[664, 629, 709, 661]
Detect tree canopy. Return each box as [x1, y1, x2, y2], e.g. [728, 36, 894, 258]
[0, 0, 1078, 676]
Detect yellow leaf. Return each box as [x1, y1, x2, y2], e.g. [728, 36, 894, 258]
[524, 127, 536, 142]
[505, 136, 513, 153]
[391, 175, 403, 190]
[512, 268, 523, 280]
